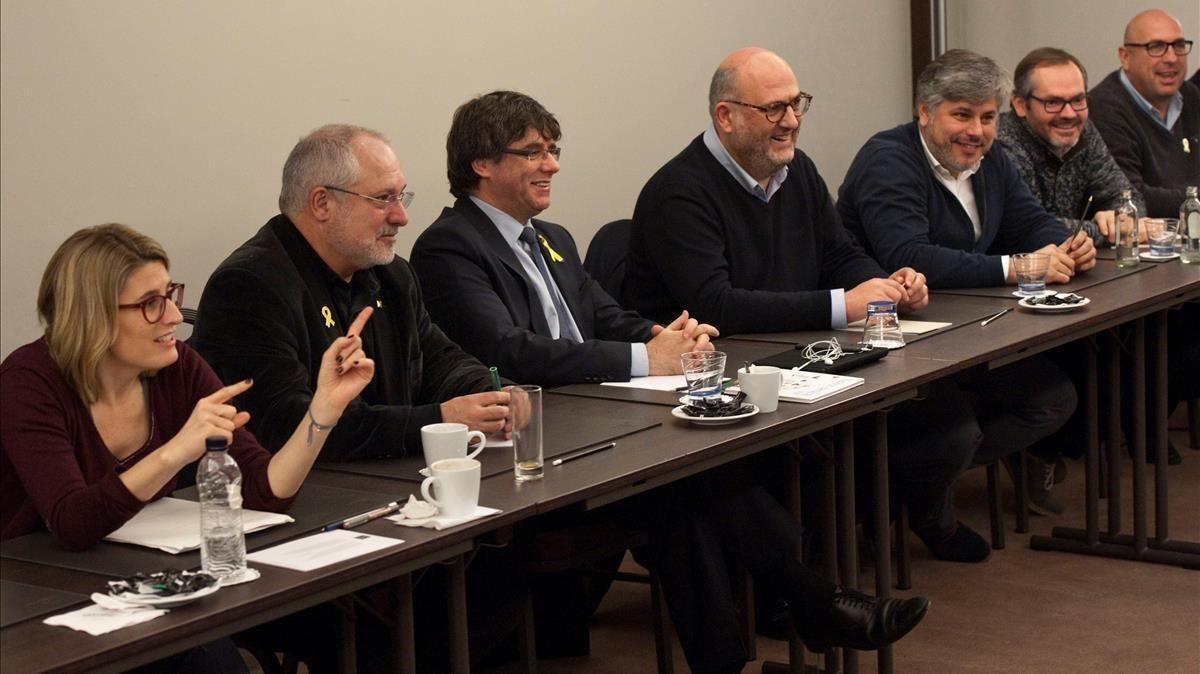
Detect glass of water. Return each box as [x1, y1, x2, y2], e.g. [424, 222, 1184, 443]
[1012, 253, 1050, 296]
[861, 300, 906, 349]
[505, 385, 543, 481]
[680, 351, 727, 401]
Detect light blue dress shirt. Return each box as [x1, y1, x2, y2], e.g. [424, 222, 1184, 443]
[469, 196, 649, 377]
[1119, 69, 1183, 130]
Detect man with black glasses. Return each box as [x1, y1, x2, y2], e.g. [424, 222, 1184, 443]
[1090, 9, 1199, 217]
[997, 47, 1143, 248]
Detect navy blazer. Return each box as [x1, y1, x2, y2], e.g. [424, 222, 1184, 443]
[411, 198, 655, 386]
[837, 122, 1067, 288]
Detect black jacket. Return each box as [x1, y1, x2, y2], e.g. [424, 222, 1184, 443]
[411, 197, 654, 386]
[193, 215, 495, 461]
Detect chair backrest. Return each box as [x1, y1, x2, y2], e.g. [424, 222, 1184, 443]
[180, 307, 198, 325]
[583, 219, 632, 300]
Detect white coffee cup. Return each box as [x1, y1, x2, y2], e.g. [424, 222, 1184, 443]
[738, 365, 781, 413]
[420, 458, 481, 517]
[421, 422, 486, 467]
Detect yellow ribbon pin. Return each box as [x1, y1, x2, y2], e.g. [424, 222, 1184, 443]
[321, 306, 335, 328]
[538, 234, 565, 263]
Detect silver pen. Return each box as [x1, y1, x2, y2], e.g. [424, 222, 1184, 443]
[980, 308, 1010, 326]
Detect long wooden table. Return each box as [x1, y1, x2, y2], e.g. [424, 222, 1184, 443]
[3, 257, 1196, 674]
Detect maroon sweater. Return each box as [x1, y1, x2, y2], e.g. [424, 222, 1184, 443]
[0, 339, 292, 550]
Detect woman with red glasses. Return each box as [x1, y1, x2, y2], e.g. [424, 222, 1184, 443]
[0, 223, 375, 550]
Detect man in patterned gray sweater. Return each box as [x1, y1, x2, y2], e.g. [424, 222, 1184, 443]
[997, 47, 1144, 249]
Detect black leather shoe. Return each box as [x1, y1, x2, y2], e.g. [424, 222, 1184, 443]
[801, 588, 930, 652]
[915, 521, 991, 563]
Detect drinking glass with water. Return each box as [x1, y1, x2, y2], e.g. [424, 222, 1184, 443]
[681, 351, 727, 400]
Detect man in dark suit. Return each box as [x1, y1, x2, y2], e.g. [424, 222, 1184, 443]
[411, 91, 717, 386]
[411, 90, 929, 674]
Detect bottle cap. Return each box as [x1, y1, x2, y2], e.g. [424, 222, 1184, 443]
[205, 437, 229, 451]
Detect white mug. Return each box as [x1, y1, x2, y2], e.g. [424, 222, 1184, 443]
[738, 365, 781, 413]
[421, 422, 486, 467]
[420, 458, 481, 517]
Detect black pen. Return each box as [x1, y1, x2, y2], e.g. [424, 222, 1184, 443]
[551, 442, 616, 466]
[980, 308, 1010, 326]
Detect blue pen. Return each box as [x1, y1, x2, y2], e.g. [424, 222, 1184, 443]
[323, 501, 401, 531]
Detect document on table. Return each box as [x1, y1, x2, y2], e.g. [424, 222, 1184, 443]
[778, 370, 865, 403]
[839, 319, 951, 334]
[601, 375, 687, 391]
[104, 497, 294, 554]
[246, 529, 404, 571]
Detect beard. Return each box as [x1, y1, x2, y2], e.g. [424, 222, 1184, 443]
[726, 122, 796, 181]
[325, 210, 397, 271]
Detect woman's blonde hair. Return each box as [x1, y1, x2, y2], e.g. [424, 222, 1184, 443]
[37, 224, 169, 405]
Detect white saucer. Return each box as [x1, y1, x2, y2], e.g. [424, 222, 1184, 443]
[419, 467, 431, 478]
[1012, 289, 1053, 298]
[671, 404, 759, 426]
[1018, 295, 1091, 312]
[1139, 251, 1179, 261]
[108, 582, 219, 608]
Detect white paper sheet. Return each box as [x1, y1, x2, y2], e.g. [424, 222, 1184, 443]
[600, 375, 687, 391]
[840, 319, 951, 334]
[246, 529, 405, 572]
[778, 370, 865, 403]
[103, 497, 294, 554]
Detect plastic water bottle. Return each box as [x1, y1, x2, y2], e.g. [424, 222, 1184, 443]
[197, 436, 248, 582]
[1181, 186, 1200, 264]
[1114, 189, 1140, 268]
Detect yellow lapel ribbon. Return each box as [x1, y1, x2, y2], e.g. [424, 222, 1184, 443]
[321, 306, 335, 328]
[538, 234, 565, 263]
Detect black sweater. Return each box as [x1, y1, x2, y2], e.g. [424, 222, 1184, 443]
[625, 134, 885, 335]
[1089, 71, 1200, 217]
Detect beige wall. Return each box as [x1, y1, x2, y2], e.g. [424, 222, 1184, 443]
[948, 0, 1199, 99]
[0, 0, 914, 358]
[8, 2, 1196, 359]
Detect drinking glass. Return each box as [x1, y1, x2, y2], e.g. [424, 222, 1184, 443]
[680, 351, 727, 400]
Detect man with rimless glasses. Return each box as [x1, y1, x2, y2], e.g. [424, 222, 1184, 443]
[1089, 9, 1199, 217]
[194, 124, 506, 463]
[996, 47, 1144, 247]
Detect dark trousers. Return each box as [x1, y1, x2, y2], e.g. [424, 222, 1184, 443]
[878, 354, 1075, 531]
[637, 461, 836, 674]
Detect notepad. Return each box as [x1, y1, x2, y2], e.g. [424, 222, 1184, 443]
[104, 497, 294, 554]
[778, 369, 865, 403]
[601, 375, 687, 391]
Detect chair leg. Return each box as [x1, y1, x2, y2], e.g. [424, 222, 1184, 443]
[649, 571, 675, 674]
[986, 463, 1005, 550]
[737, 568, 756, 661]
[517, 591, 537, 674]
[1014, 451, 1030, 534]
[1188, 398, 1200, 449]
[895, 505, 912, 591]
